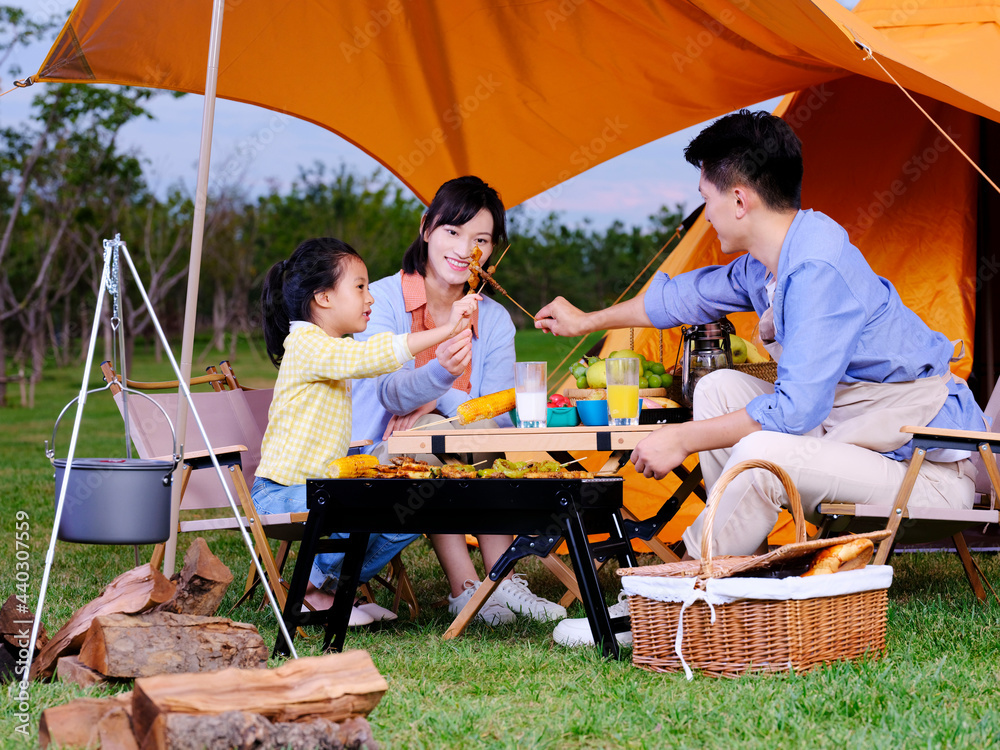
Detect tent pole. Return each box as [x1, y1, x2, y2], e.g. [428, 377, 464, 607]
[166, 0, 227, 577]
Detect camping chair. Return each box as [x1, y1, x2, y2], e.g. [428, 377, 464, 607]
[817, 380, 1000, 601]
[100, 361, 305, 612]
[214, 360, 420, 619]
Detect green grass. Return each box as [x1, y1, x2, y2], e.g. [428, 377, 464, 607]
[1, 335, 999, 749]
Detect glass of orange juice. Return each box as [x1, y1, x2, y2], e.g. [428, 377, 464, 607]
[606, 357, 641, 426]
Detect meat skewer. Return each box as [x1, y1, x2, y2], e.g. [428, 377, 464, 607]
[469, 261, 535, 321]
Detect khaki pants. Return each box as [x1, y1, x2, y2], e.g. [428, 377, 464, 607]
[681, 370, 975, 558]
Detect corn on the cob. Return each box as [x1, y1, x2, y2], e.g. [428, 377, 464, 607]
[456, 388, 516, 424]
[326, 454, 379, 478]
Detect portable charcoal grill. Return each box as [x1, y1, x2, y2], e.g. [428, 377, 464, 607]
[274, 474, 637, 658]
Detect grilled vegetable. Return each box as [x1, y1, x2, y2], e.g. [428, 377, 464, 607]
[326, 454, 379, 478]
[456, 388, 516, 424]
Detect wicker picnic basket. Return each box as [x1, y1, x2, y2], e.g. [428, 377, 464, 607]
[618, 459, 891, 678]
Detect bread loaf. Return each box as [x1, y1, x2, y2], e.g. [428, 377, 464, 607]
[802, 538, 874, 577]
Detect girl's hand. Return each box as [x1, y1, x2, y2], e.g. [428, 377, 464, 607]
[383, 401, 439, 439]
[448, 293, 481, 336]
[437, 328, 473, 376]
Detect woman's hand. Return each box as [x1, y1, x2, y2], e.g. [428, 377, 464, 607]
[383, 401, 439, 439]
[448, 293, 481, 336]
[436, 328, 473, 376]
[630, 424, 690, 480]
[534, 296, 588, 337]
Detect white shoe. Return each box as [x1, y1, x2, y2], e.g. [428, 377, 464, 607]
[552, 592, 632, 647]
[356, 602, 398, 622]
[493, 574, 567, 621]
[300, 603, 374, 627]
[349, 606, 375, 627]
[447, 580, 516, 625]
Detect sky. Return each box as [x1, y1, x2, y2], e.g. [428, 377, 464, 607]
[1, 1, 857, 231]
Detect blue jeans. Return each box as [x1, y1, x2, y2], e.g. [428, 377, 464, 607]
[251, 476, 419, 591]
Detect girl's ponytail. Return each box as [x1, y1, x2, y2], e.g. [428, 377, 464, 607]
[261, 259, 291, 367]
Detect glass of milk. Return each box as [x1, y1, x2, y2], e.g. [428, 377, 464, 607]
[514, 361, 547, 428]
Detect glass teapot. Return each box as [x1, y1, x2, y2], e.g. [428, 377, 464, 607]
[679, 318, 735, 407]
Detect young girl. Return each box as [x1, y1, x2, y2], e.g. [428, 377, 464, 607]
[253, 237, 478, 624]
[351, 176, 566, 625]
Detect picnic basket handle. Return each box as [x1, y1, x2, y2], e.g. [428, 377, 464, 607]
[699, 459, 805, 577]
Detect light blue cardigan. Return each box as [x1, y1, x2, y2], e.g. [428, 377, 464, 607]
[350, 272, 516, 454]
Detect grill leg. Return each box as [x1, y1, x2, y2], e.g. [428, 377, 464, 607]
[563, 507, 620, 659]
[324, 532, 370, 653]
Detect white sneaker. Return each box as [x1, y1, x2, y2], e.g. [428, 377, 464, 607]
[356, 602, 398, 622]
[552, 592, 632, 647]
[447, 580, 516, 625]
[493, 574, 567, 621]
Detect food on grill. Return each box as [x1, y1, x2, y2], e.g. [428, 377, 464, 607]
[440, 464, 478, 479]
[353, 456, 592, 479]
[801, 537, 874, 576]
[326, 454, 379, 478]
[456, 388, 516, 424]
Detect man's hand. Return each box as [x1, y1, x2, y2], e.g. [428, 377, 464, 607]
[534, 296, 589, 337]
[630, 424, 690, 480]
[383, 401, 439, 439]
[436, 328, 473, 376]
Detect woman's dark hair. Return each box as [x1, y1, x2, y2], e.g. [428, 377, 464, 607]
[260, 237, 363, 368]
[684, 109, 803, 212]
[401, 175, 507, 284]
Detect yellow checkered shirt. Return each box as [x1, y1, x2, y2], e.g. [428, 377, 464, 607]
[257, 325, 402, 486]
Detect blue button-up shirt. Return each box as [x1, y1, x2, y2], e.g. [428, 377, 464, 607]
[644, 210, 984, 459]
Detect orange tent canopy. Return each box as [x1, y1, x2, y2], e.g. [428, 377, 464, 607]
[33, 0, 1000, 207]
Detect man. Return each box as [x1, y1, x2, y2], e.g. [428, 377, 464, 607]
[535, 110, 984, 646]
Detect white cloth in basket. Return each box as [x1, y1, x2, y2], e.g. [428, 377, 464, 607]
[621, 566, 893, 680]
[620, 565, 893, 605]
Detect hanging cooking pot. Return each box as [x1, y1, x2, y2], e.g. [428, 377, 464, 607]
[46, 387, 180, 545]
[679, 318, 736, 407]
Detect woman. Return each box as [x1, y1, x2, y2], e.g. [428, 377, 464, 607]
[352, 176, 566, 625]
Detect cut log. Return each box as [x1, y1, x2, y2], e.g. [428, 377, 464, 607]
[97, 706, 141, 750]
[132, 651, 387, 744]
[140, 711, 377, 750]
[39, 692, 132, 749]
[33, 564, 176, 680]
[78, 612, 267, 678]
[56, 655, 108, 688]
[0, 595, 48, 651]
[153, 537, 234, 616]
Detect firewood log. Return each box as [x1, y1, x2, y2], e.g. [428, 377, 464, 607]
[132, 651, 387, 744]
[140, 711, 377, 750]
[78, 612, 266, 678]
[153, 537, 233, 616]
[38, 692, 132, 749]
[32, 565, 175, 680]
[56, 655, 107, 688]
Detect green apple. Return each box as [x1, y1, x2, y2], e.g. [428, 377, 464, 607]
[608, 349, 642, 361]
[586, 360, 607, 388]
[729, 334, 748, 365]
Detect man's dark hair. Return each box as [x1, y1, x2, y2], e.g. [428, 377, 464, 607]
[684, 109, 803, 212]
